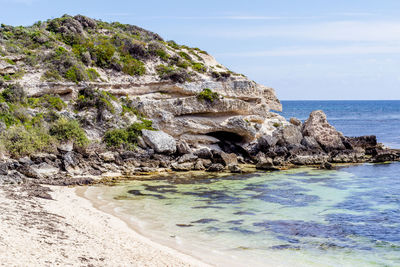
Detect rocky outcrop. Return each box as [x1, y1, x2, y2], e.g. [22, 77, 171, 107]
[302, 110, 346, 152]
[141, 130, 177, 154]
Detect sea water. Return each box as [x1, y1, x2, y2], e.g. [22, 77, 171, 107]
[84, 101, 400, 266]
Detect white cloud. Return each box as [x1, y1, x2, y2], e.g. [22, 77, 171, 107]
[206, 21, 400, 42]
[216, 45, 400, 57]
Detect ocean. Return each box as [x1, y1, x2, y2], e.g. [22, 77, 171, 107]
[279, 100, 400, 149]
[84, 101, 400, 266]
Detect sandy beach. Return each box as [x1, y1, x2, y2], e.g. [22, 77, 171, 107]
[0, 185, 208, 267]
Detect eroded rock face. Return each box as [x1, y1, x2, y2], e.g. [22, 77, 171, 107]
[141, 130, 177, 154]
[133, 80, 283, 145]
[302, 110, 345, 152]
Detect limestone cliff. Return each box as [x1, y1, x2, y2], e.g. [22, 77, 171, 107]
[0, 15, 284, 150]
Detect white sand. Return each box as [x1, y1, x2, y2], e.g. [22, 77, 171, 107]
[0, 186, 209, 267]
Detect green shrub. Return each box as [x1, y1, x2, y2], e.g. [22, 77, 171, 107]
[0, 112, 19, 127]
[49, 117, 89, 147]
[91, 38, 116, 67]
[1, 83, 26, 103]
[192, 62, 206, 73]
[175, 60, 190, 69]
[121, 55, 146, 76]
[28, 94, 66, 111]
[0, 125, 56, 158]
[178, 51, 192, 61]
[3, 58, 16, 65]
[41, 69, 62, 81]
[156, 64, 189, 83]
[154, 48, 169, 61]
[86, 68, 100, 81]
[166, 40, 180, 49]
[103, 128, 129, 148]
[197, 88, 219, 103]
[47, 46, 88, 82]
[65, 65, 87, 83]
[103, 120, 154, 148]
[75, 87, 116, 121]
[273, 122, 281, 128]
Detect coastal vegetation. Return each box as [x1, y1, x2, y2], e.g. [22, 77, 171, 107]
[0, 79, 154, 157]
[0, 14, 221, 85]
[197, 88, 219, 103]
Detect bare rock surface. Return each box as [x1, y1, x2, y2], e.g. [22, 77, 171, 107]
[302, 110, 345, 152]
[142, 130, 177, 154]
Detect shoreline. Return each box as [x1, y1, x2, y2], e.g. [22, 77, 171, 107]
[75, 185, 214, 267]
[0, 184, 209, 266]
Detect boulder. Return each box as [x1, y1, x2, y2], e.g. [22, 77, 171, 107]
[257, 135, 278, 151]
[176, 140, 191, 155]
[193, 160, 206, 170]
[301, 136, 321, 150]
[178, 153, 198, 164]
[141, 130, 177, 154]
[18, 157, 33, 166]
[228, 164, 242, 173]
[372, 149, 400, 163]
[302, 110, 345, 152]
[0, 171, 25, 185]
[171, 162, 194, 171]
[32, 163, 60, 177]
[194, 147, 213, 159]
[256, 157, 279, 171]
[207, 163, 225, 172]
[136, 136, 148, 149]
[289, 117, 302, 126]
[220, 152, 238, 166]
[281, 125, 302, 145]
[58, 141, 74, 152]
[99, 152, 115, 162]
[346, 135, 377, 149]
[17, 165, 43, 179]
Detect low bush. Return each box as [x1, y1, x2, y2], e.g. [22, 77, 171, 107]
[197, 88, 219, 103]
[1, 83, 26, 103]
[156, 64, 189, 83]
[166, 40, 180, 49]
[41, 69, 62, 81]
[191, 62, 206, 73]
[0, 125, 56, 158]
[86, 68, 100, 81]
[75, 87, 116, 121]
[49, 117, 89, 147]
[148, 42, 169, 61]
[28, 94, 66, 111]
[65, 65, 87, 83]
[121, 55, 146, 76]
[103, 119, 153, 149]
[178, 51, 192, 61]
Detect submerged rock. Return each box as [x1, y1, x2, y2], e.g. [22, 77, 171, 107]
[256, 157, 279, 171]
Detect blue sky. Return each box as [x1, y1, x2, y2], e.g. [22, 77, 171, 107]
[1, 0, 400, 100]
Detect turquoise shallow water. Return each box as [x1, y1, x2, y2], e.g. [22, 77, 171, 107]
[86, 162, 400, 266]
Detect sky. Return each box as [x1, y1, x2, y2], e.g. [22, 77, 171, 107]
[1, 0, 400, 100]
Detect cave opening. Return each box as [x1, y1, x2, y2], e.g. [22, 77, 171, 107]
[206, 131, 249, 156]
[207, 131, 245, 144]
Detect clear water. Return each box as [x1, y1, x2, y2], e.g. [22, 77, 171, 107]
[84, 101, 400, 266]
[86, 163, 400, 266]
[279, 100, 400, 148]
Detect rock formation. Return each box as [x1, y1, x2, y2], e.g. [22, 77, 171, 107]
[0, 15, 399, 185]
